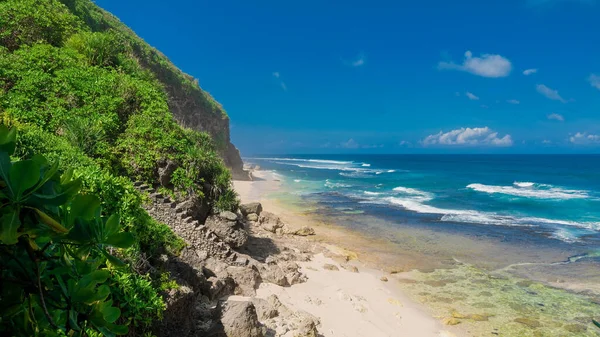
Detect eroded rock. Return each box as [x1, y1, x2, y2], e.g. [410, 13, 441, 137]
[205, 215, 248, 248]
[240, 202, 263, 216]
[220, 301, 265, 337]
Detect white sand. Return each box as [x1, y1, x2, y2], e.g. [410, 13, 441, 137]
[234, 170, 460, 337]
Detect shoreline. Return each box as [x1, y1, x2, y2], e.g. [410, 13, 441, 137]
[234, 169, 600, 337]
[234, 170, 462, 337]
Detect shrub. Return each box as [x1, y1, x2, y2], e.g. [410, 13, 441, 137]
[0, 125, 132, 336]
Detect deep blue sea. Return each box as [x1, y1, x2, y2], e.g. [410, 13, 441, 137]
[247, 155, 600, 248]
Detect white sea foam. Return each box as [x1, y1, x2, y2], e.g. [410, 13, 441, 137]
[467, 183, 589, 200]
[362, 163, 371, 167]
[392, 186, 433, 201]
[324, 179, 352, 189]
[387, 170, 396, 173]
[252, 157, 353, 165]
[359, 195, 600, 243]
[294, 179, 302, 183]
[551, 229, 582, 243]
[513, 181, 535, 188]
[363, 191, 381, 196]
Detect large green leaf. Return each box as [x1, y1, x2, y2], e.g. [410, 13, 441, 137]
[0, 124, 16, 155]
[69, 194, 101, 223]
[0, 210, 21, 244]
[104, 232, 134, 248]
[31, 208, 68, 233]
[104, 214, 120, 237]
[0, 152, 13, 196]
[9, 159, 41, 200]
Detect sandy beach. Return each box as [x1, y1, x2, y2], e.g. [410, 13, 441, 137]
[234, 170, 463, 337]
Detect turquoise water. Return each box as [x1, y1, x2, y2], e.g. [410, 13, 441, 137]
[248, 155, 600, 336]
[248, 155, 600, 248]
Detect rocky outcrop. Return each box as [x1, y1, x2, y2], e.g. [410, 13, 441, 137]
[252, 295, 319, 337]
[240, 202, 263, 216]
[219, 301, 265, 337]
[205, 212, 248, 248]
[133, 184, 319, 337]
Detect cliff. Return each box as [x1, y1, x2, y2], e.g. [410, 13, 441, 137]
[59, 0, 249, 180]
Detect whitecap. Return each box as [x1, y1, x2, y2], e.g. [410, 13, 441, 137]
[294, 179, 302, 183]
[363, 191, 381, 196]
[252, 157, 353, 165]
[513, 181, 535, 188]
[467, 183, 589, 200]
[324, 179, 352, 189]
[392, 186, 433, 201]
[362, 163, 371, 167]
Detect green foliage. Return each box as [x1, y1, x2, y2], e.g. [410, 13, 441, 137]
[0, 126, 130, 336]
[0, 0, 81, 51]
[109, 270, 166, 333]
[0, 0, 241, 334]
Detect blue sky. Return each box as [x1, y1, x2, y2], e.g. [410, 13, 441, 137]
[96, 0, 600, 154]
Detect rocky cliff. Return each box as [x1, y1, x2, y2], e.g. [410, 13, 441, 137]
[60, 0, 250, 180]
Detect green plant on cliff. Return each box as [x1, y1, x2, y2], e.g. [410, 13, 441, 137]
[0, 0, 240, 334]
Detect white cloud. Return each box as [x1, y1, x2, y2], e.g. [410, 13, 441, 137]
[438, 50, 512, 78]
[570, 132, 600, 145]
[465, 92, 479, 100]
[589, 74, 600, 90]
[507, 99, 520, 104]
[344, 53, 366, 67]
[272, 72, 287, 91]
[422, 127, 513, 147]
[547, 113, 565, 121]
[523, 68, 538, 76]
[341, 138, 359, 149]
[536, 84, 567, 103]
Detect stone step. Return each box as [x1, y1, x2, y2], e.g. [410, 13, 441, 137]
[138, 184, 151, 191]
[133, 181, 144, 187]
[150, 192, 163, 199]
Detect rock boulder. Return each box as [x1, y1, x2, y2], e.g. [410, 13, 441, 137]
[205, 215, 248, 248]
[220, 301, 265, 337]
[240, 202, 263, 216]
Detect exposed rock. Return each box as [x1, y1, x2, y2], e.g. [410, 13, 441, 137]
[240, 202, 263, 216]
[205, 215, 248, 248]
[175, 194, 210, 223]
[157, 159, 178, 188]
[380, 276, 388, 282]
[443, 317, 461, 326]
[340, 264, 359, 273]
[293, 226, 315, 236]
[323, 264, 339, 271]
[227, 265, 262, 296]
[156, 285, 195, 336]
[259, 212, 285, 233]
[220, 211, 239, 221]
[220, 300, 265, 337]
[292, 311, 320, 337]
[253, 295, 282, 321]
[206, 275, 236, 300]
[247, 213, 259, 222]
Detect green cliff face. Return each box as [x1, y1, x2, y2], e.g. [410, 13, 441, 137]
[0, 0, 244, 334]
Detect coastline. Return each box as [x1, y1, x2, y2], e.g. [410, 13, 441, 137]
[234, 169, 600, 337]
[234, 170, 462, 337]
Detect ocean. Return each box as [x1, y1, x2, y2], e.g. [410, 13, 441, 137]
[247, 154, 600, 254]
[246, 155, 600, 335]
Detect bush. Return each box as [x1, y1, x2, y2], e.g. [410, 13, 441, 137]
[0, 125, 131, 336]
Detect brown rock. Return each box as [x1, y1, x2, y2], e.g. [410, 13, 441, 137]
[443, 317, 461, 326]
[380, 276, 388, 282]
[220, 301, 265, 337]
[323, 264, 339, 271]
[240, 202, 263, 216]
[294, 226, 315, 236]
